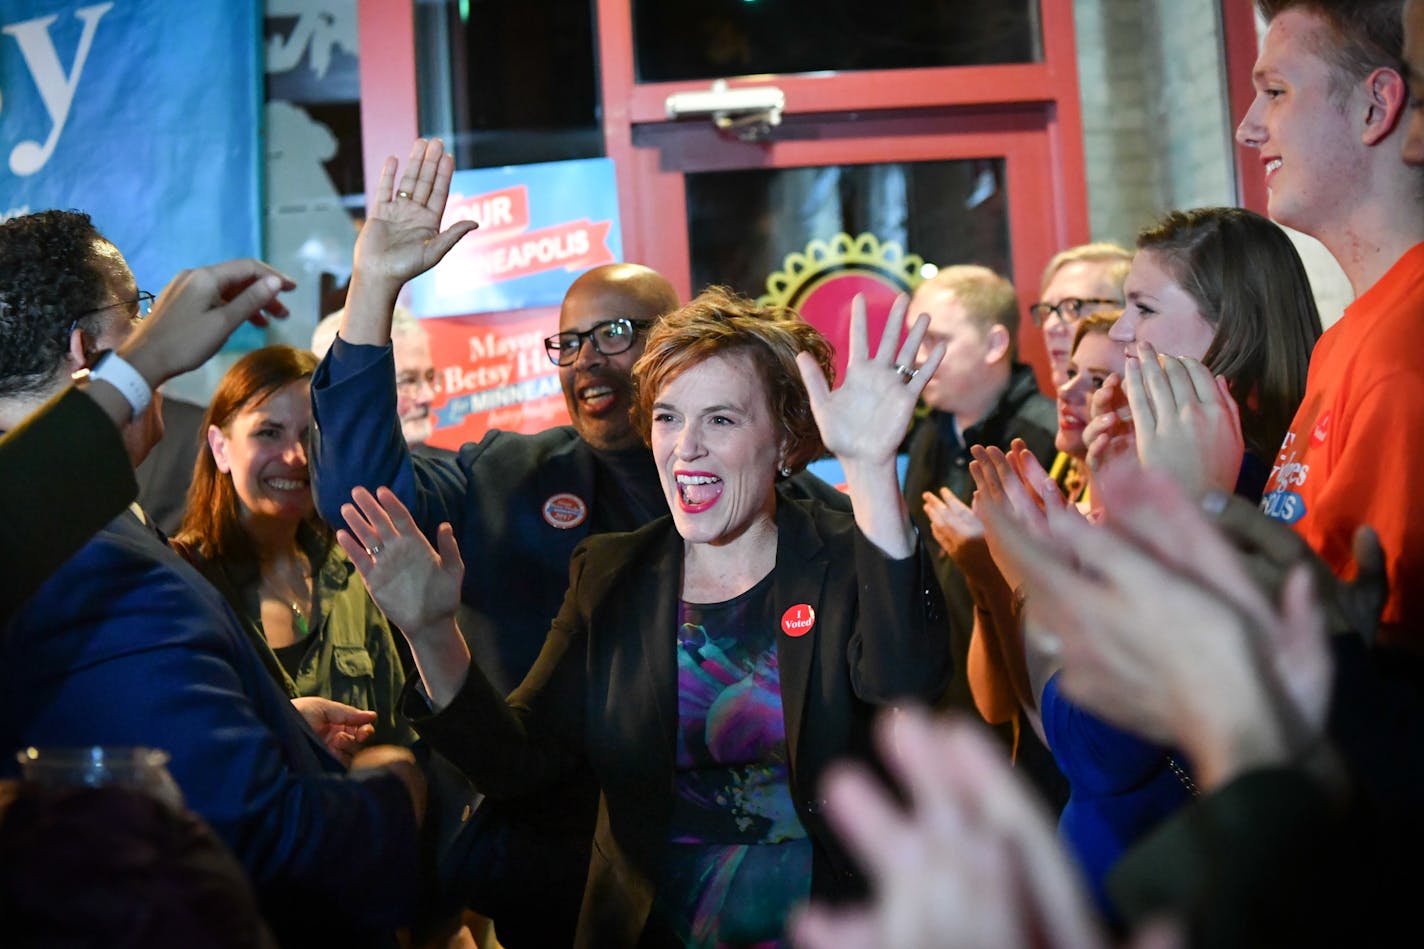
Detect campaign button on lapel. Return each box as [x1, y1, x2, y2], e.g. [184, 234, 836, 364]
[543, 492, 588, 529]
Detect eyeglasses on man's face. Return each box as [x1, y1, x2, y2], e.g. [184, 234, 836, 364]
[67, 290, 156, 339]
[1028, 297, 1118, 327]
[543, 318, 651, 366]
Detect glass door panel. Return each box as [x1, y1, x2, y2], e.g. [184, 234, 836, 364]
[633, 0, 1041, 81]
[687, 159, 1010, 298]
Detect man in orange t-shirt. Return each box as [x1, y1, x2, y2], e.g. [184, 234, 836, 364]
[1241, 0, 1424, 647]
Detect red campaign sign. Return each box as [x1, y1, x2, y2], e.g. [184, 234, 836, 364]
[419, 306, 571, 450]
[440, 219, 616, 287]
[444, 184, 531, 239]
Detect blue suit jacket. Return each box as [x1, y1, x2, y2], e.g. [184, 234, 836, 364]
[2, 510, 419, 937]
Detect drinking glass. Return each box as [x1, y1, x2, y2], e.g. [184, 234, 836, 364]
[15, 746, 185, 810]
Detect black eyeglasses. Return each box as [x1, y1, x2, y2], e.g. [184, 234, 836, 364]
[67, 291, 156, 338]
[1028, 297, 1118, 326]
[544, 318, 651, 366]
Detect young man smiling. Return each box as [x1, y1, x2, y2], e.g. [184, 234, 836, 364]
[1243, 0, 1424, 649]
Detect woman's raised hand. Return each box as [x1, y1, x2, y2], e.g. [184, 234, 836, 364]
[337, 485, 464, 637]
[1123, 342, 1244, 499]
[797, 293, 945, 468]
[351, 138, 479, 291]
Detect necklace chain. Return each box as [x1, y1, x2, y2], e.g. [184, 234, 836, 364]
[1165, 753, 1200, 797]
[262, 567, 311, 640]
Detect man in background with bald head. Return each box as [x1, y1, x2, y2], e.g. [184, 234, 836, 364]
[309, 260, 680, 947]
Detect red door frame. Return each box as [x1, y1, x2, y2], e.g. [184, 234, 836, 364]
[1220, 0, 1269, 215]
[595, 0, 1090, 388]
[356, 0, 1092, 386]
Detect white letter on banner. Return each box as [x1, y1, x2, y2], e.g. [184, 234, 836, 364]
[4, 3, 114, 177]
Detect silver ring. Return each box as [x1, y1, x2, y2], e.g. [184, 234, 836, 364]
[366, 544, 383, 557]
[894, 364, 916, 384]
[395, 190, 413, 200]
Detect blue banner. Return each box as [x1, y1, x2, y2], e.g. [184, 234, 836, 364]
[0, 1, 261, 293]
[407, 157, 623, 317]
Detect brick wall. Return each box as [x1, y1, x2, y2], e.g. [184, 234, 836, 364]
[1070, 0, 1348, 326]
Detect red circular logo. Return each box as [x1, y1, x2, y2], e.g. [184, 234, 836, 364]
[1311, 411, 1331, 448]
[542, 493, 588, 529]
[781, 603, 816, 637]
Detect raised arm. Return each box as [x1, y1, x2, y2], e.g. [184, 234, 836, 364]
[798, 294, 946, 558]
[339, 486, 582, 799]
[341, 138, 477, 346]
[310, 138, 479, 540]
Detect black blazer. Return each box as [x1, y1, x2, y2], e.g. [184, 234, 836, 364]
[407, 497, 952, 947]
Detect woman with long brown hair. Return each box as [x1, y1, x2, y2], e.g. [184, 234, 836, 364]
[176, 345, 411, 751]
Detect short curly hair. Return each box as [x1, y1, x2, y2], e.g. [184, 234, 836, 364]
[0, 210, 126, 397]
[631, 287, 835, 475]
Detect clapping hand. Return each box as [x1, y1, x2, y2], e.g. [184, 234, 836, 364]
[968, 440, 1074, 591]
[1123, 342, 1244, 499]
[1083, 372, 1135, 472]
[791, 708, 1128, 949]
[922, 487, 988, 568]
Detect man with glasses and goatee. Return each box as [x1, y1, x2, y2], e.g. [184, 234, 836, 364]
[311, 146, 848, 948]
[314, 248, 677, 946]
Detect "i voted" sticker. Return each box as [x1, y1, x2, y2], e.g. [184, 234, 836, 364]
[781, 603, 816, 637]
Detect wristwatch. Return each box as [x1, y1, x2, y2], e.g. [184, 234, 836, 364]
[73, 349, 152, 418]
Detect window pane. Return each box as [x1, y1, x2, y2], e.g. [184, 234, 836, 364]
[686, 160, 1012, 301]
[635, 1, 1040, 83]
[415, 0, 602, 169]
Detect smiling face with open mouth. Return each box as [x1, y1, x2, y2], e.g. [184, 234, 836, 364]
[207, 380, 315, 526]
[1234, 8, 1361, 237]
[651, 351, 784, 550]
[556, 267, 677, 451]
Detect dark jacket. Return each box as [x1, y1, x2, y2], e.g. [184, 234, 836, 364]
[1, 387, 136, 624]
[901, 362, 1057, 713]
[310, 339, 850, 944]
[404, 498, 952, 948]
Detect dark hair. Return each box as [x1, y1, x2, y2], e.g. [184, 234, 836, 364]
[1256, 0, 1405, 102]
[632, 287, 835, 475]
[1136, 208, 1322, 456]
[0, 210, 129, 397]
[176, 346, 324, 565]
[0, 784, 271, 948]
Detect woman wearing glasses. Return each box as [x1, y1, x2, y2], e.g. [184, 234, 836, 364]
[342, 282, 952, 948]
